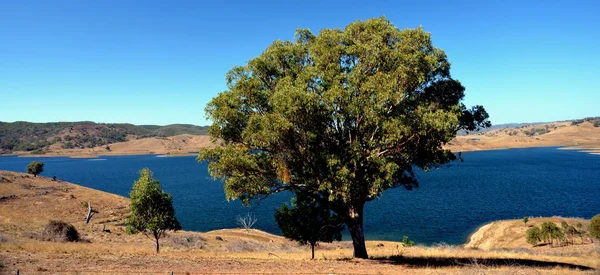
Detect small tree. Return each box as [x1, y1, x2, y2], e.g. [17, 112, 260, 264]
[561, 221, 577, 245]
[126, 168, 181, 253]
[26, 161, 44, 177]
[575, 222, 586, 243]
[402, 235, 415, 247]
[541, 222, 563, 247]
[236, 213, 257, 233]
[590, 214, 600, 240]
[526, 226, 542, 246]
[523, 217, 529, 225]
[275, 196, 344, 259]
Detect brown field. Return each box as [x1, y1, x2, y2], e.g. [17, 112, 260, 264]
[14, 134, 218, 158]
[446, 121, 600, 154]
[0, 171, 598, 274]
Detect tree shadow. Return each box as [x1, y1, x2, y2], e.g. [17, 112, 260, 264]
[362, 255, 595, 271]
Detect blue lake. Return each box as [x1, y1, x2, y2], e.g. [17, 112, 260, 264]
[1, 147, 599, 245]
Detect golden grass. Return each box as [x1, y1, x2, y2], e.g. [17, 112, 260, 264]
[0, 171, 598, 274]
[13, 134, 218, 158]
[447, 121, 600, 152]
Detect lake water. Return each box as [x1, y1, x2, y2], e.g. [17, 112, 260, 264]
[1, 147, 599, 245]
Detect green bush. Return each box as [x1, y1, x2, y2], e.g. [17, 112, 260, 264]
[590, 214, 600, 240]
[526, 226, 542, 246]
[402, 235, 415, 247]
[26, 161, 44, 177]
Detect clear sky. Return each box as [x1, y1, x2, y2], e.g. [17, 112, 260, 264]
[1, 0, 598, 126]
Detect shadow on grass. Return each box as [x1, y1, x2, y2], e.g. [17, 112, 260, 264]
[362, 256, 595, 271]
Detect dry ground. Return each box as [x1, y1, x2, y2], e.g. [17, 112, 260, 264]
[0, 171, 598, 274]
[13, 134, 218, 158]
[446, 121, 600, 154]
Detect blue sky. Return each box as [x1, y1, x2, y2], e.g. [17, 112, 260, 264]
[1, 0, 598, 126]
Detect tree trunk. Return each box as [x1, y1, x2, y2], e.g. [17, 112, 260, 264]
[155, 237, 160, 254]
[85, 202, 92, 224]
[345, 202, 368, 259]
[311, 243, 315, 260]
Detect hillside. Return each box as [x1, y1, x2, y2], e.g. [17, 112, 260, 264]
[466, 217, 594, 251]
[0, 121, 210, 155]
[3, 118, 600, 158]
[447, 121, 600, 153]
[0, 171, 597, 274]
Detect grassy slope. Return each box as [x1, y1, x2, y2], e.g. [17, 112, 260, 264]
[0, 171, 597, 274]
[0, 121, 209, 155]
[447, 121, 600, 153]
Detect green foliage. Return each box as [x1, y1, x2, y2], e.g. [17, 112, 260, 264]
[275, 195, 344, 259]
[526, 226, 542, 246]
[402, 235, 415, 247]
[540, 222, 563, 246]
[523, 128, 550, 136]
[140, 124, 209, 137]
[26, 161, 44, 177]
[590, 214, 600, 240]
[31, 149, 46, 155]
[126, 168, 181, 253]
[523, 217, 529, 225]
[198, 17, 489, 259]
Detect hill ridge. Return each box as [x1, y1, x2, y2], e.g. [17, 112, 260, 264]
[0, 121, 210, 154]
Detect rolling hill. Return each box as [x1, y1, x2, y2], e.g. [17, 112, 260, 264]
[0, 121, 210, 155]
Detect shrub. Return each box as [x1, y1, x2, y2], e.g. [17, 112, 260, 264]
[26, 161, 44, 177]
[402, 235, 415, 247]
[590, 214, 600, 240]
[571, 119, 585, 126]
[41, 220, 79, 242]
[526, 226, 542, 246]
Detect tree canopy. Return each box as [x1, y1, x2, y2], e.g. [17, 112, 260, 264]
[198, 17, 489, 258]
[26, 161, 44, 177]
[126, 168, 181, 253]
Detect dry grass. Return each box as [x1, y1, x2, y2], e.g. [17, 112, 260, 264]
[0, 171, 598, 274]
[13, 134, 218, 158]
[447, 121, 600, 153]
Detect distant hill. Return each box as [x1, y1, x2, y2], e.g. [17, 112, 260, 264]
[457, 117, 600, 135]
[447, 117, 600, 152]
[0, 121, 209, 154]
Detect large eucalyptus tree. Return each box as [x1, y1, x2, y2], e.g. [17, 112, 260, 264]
[198, 17, 489, 258]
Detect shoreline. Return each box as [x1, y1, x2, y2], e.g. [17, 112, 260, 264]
[4, 145, 596, 159]
[0, 169, 498, 246]
[1, 169, 589, 248]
